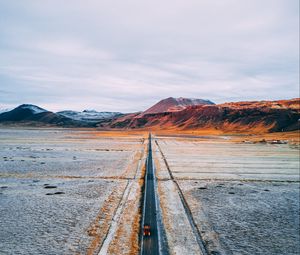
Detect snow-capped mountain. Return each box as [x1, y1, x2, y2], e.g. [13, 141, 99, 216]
[0, 104, 51, 122]
[18, 104, 48, 114]
[57, 110, 122, 122]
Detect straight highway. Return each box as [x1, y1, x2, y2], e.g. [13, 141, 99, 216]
[141, 134, 160, 255]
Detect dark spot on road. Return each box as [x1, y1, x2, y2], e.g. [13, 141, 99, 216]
[40, 162, 46, 164]
[198, 187, 207, 190]
[1, 186, 8, 189]
[264, 189, 270, 192]
[229, 192, 235, 194]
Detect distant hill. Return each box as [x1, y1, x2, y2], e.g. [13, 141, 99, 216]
[110, 98, 300, 133]
[1, 98, 299, 133]
[0, 104, 124, 127]
[0, 104, 93, 127]
[57, 110, 122, 122]
[143, 97, 214, 115]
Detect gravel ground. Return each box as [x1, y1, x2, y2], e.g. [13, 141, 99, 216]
[0, 128, 144, 255]
[156, 136, 300, 255]
[181, 181, 300, 255]
[0, 178, 118, 254]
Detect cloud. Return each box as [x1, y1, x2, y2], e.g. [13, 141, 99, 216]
[0, 0, 298, 112]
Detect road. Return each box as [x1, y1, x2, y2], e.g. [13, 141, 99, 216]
[141, 134, 160, 255]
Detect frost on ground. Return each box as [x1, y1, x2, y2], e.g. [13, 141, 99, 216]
[0, 177, 119, 255]
[99, 141, 146, 255]
[180, 181, 300, 255]
[105, 180, 142, 255]
[156, 136, 300, 255]
[86, 180, 128, 255]
[153, 139, 202, 255]
[158, 180, 202, 255]
[0, 128, 145, 255]
[157, 138, 299, 181]
[153, 141, 170, 180]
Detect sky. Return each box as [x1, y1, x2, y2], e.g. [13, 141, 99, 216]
[0, 0, 299, 112]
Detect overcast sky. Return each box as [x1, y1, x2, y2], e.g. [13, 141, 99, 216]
[0, 0, 299, 112]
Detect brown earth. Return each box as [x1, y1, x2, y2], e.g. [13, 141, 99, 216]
[110, 98, 300, 133]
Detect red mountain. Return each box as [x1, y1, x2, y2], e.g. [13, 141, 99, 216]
[143, 97, 214, 115]
[110, 98, 300, 133]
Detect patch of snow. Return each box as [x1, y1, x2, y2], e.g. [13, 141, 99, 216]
[20, 104, 47, 114]
[0, 107, 12, 114]
[57, 110, 121, 122]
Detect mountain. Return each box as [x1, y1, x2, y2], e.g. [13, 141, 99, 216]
[0, 104, 48, 121]
[110, 98, 300, 133]
[0, 104, 123, 127]
[1, 98, 299, 133]
[57, 110, 122, 122]
[143, 97, 214, 115]
[0, 104, 90, 127]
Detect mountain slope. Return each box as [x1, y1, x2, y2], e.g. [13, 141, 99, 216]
[110, 98, 300, 132]
[143, 97, 214, 115]
[0, 104, 91, 127]
[57, 110, 122, 122]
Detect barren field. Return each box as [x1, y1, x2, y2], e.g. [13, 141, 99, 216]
[155, 135, 300, 255]
[0, 128, 146, 255]
[1, 128, 299, 255]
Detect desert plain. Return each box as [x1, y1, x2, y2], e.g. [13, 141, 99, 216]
[0, 127, 299, 255]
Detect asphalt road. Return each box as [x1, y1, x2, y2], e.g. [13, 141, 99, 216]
[141, 134, 160, 255]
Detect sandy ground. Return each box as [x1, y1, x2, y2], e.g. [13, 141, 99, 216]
[0, 128, 145, 255]
[155, 135, 300, 255]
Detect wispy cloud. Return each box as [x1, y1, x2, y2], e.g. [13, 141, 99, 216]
[0, 0, 298, 112]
